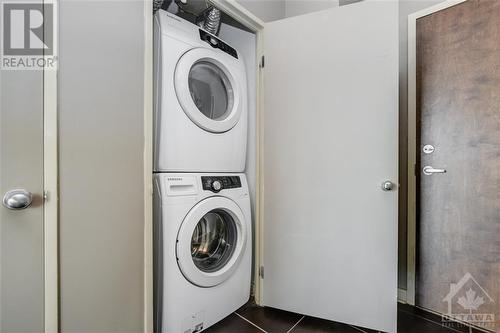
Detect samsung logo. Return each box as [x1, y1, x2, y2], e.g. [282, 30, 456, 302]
[167, 177, 183, 181]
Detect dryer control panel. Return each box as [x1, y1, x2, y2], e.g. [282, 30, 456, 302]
[202, 176, 241, 193]
[199, 30, 238, 59]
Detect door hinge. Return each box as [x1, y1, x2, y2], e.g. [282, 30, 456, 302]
[259, 266, 264, 279]
[414, 163, 417, 176]
[259, 55, 265, 69]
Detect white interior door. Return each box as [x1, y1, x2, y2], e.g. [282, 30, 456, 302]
[0, 41, 45, 333]
[261, 1, 399, 332]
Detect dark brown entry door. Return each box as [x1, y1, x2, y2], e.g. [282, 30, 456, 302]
[416, 1, 500, 331]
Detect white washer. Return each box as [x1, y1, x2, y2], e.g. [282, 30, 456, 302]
[153, 173, 252, 333]
[154, 11, 248, 172]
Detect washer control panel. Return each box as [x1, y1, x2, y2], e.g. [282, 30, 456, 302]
[202, 176, 241, 193]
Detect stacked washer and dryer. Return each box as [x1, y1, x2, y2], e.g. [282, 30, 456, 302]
[153, 10, 252, 333]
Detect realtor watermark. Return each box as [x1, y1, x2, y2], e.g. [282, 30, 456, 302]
[442, 272, 495, 330]
[1, 1, 57, 70]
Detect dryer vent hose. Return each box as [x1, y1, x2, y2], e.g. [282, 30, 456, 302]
[203, 7, 221, 36]
[153, 0, 164, 13]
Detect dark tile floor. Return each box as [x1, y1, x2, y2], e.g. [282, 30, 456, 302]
[205, 300, 485, 333]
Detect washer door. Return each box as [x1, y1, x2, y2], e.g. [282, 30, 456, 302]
[176, 197, 247, 287]
[175, 48, 242, 133]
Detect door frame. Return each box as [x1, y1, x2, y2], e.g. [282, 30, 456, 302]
[406, 0, 467, 306]
[144, 1, 153, 332]
[143, 1, 264, 332]
[44, 64, 58, 333]
[43, 0, 59, 331]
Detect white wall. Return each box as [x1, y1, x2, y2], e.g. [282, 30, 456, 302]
[285, 0, 338, 17]
[236, 0, 287, 22]
[59, 1, 145, 331]
[235, 0, 367, 23]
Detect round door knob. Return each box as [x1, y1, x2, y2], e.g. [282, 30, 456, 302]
[381, 181, 396, 192]
[2, 189, 33, 210]
[211, 180, 222, 192]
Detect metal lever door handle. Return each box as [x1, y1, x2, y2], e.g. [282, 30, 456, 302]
[423, 166, 446, 175]
[2, 189, 33, 210]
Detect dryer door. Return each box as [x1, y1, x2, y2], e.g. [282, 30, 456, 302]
[175, 48, 243, 133]
[176, 197, 247, 287]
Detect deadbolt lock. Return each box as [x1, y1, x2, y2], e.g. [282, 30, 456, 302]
[423, 145, 435, 154]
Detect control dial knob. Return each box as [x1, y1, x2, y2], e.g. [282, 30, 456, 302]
[209, 37, 218, 46]
[211, 180, 222, 192]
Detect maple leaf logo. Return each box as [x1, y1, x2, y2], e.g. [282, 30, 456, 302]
[457, 288, 485, 311]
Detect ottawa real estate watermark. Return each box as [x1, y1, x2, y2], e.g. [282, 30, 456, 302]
[442, 272, 495, 331]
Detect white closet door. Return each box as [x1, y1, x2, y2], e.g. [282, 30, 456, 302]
[261, 1, 398, 332]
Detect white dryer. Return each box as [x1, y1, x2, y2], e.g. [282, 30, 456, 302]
[153, 173, 252, 333]
[154, 11, 248, 172]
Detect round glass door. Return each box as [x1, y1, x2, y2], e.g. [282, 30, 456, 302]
[176, 197, 247, 287]
[188, 61, 234, 121]
[191, 209, 237, 273]
[174, 48, 243, 133]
